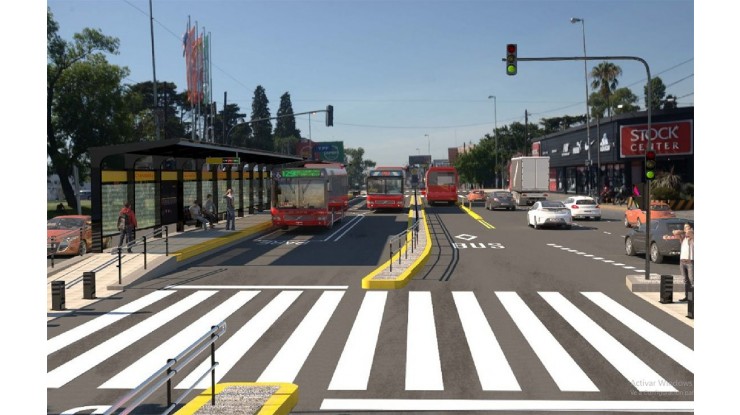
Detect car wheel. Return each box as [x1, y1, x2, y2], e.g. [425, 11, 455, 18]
[625, 237, 636, 256]
[595, 216, 601, 221]
[564, 224, 571, 230]
[79, 241, 87, 256]
[636, 218, 642, 228]
[624, 216, 631, 227]
[650, 242, 664, 263]
[533, 218, 539, 229]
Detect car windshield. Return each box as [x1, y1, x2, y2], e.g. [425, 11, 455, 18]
[666, 221, 693, 233]
[494, 192, 511, 198]
[48, 218, 85, 230]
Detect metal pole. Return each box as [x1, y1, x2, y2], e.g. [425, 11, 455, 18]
[165, 226, 169, 256]
[571, 17, 590, 197]
[117, 246, 122, 285]
[143, 236, 147, 269]
[149, 0, 160, 141]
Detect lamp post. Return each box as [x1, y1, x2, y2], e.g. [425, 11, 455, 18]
[488, 95, 498, 187]
[571, 17, 591, 197]
[424, 134, 430, 157]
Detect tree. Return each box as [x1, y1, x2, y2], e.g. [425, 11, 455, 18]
[273, 92, 302, 154]
[644, 76, 667, 111]
[127, 81, 186, 140]
[345, 148, 376, 190]
[590, 87, 639, 118]
[250, 85, 273, 151]
[217, 103, 249, 146]
[48, 7, 129, 211]
[590, 61, 623, 118]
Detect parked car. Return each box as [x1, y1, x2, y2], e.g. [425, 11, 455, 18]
[625, 218, 694, 263]
[563, 195, 601, 220]
[466, 189, 487, 204]
[624, 200, 676, 228]
[485, 190, 516, 211]
[526, 200, 572, 229]
[47, 215, 92, 256]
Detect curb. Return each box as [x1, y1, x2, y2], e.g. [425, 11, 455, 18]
[173, 222, 275, 262]
[174, 382, 298, 415]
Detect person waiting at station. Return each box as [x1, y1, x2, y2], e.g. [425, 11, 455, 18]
[203, 194, 217, 229]
[189, 200, 211, 230]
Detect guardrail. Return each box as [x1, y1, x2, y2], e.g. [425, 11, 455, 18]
[388, 218, 421, 273]
[103, 321, 227, 415]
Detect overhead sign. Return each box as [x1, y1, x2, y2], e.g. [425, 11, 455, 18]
[206, 157, 240, 165]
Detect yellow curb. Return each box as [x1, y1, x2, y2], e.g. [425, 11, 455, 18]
[362, 208, 432, 290]
[174, 382, 298, 415]
[173, 221, 274, 262]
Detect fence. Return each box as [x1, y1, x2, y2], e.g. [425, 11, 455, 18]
[388, 218, 421, 273]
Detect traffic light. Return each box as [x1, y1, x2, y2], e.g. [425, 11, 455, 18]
[325, 105, 334, 127]
[506, 44, 517, 76]
[645, 149, 657, 180]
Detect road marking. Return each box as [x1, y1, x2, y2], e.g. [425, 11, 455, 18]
[100, 291, 259, 389]
[320, 399, 693, 412]
[455, 234, 478, 241]
[324, 214, 365, 241]
[583, 292, 693, 372]
[328, 291, 387, 390]
[164, 284, 348, 290]
[258, 290, 345, 382]
[540, 292, 677, 392]
[47, 290, 174, 355]
[48, 290, 216, 389]
[496, 292, 598, 392]
[452, 292, 520, 391]
[406, 291, 443, 390]
[176, 290, 302, 389]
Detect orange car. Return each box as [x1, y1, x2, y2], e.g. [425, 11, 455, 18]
[623, 201, 676, 228]
[466, 189, 487, 204]
[47, 215, 93, 256]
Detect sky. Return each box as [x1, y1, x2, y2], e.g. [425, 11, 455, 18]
[44, 0, 695, 166]
[4, 1, 738, 413]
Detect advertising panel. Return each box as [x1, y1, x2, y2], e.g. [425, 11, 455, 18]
[408, 155, 432, 166]
[313, 141, 345, 162]
[620, 120, 693, 158]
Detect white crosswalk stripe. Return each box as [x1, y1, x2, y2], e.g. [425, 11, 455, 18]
[47, 288, 692, 398]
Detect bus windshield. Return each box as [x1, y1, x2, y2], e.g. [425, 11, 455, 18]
[367, 177, 403, 194]
[428, 171, 456, 186]
[275, 178, 325, 209]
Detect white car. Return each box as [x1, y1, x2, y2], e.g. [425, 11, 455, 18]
[527, 201, 573, 229]
[563, 196, 601, 220]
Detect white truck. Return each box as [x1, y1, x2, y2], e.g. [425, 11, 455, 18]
[509, 156, 550, 206]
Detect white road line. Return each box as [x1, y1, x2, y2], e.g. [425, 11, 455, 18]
[540, 292, 677, 393]
[333, 214, 366, 241]
[176, 290, 302, 389]
[603, 260, 615, 263]
[99, 291, 259, 389]
[328, 291, 387, 390]
[496, 292, 598, 392]
[613, 263, 625, 266]
[258, 290, 345, 382]
[623, 266, 636, 269]
[406, 291, 443, 390]
[319, 398, 693, 412]
[593, 257, 604, 260]
[583, 292, 693, 372]
[452, 292, 520, 391]
[323, 215, 363, 241]
[164, 285, 348, 290]
[584, 254, 594, 257]
[47, 290, 174, 355]
[47, 290, 215, 389]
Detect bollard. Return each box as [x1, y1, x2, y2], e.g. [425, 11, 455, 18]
[83, 271, 96, 299]
[659, 274, 673, 304]
[51, 280, 66, 311]
[687, 287, 694, 319]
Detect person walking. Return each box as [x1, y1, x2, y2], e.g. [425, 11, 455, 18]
[224, 188, 236, 230]
[117, 201, 137, 253]
[189, 199, 211, 230]
[664, 222, 694, 302]
[204, 194, 217, 229]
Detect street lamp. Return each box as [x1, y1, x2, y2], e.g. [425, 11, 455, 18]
[488, 95, 499, 187]
[424, 134, 430, 156]
[571, 17, 592, 196]
[416, 147, 421, 155]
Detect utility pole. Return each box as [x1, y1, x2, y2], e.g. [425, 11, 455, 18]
[524, 110, 529, 156]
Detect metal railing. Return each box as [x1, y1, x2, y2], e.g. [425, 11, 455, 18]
[113, 226, 169, 284]
[388, 218, 421, 273]
[104, 321, 227, 415]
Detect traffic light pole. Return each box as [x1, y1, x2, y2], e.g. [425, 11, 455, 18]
[506, 54, 652, 279]
[226, 106, 333, 144]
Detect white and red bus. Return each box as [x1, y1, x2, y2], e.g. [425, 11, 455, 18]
[425, 165, 459, 205]
[366, 166, 406, 210]
[270, 163, 349, 228]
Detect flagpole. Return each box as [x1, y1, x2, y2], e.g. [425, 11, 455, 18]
[149, 0, 160, 140]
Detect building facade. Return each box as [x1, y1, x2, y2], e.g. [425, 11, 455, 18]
[532, 107, 694, 196]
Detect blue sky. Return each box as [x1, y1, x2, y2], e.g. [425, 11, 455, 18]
[45, 0, 694, 166]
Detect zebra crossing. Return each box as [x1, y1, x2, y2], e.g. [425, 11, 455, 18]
[47, 286, 693, 399]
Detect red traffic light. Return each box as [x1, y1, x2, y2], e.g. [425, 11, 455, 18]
[646, 150, 656, 159]
[507, 44, 517, 54]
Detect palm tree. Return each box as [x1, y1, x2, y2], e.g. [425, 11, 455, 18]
[590, 62, 623, 118]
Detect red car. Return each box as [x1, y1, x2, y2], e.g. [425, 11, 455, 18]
[466, 189, 487, 204]
[624, 201, 676, 228]
[47, 215, 93, 256]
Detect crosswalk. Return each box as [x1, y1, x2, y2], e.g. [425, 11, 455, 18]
[47, 287, 693, 398]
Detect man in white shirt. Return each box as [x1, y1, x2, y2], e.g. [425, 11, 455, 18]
[665, 222, 694, 301]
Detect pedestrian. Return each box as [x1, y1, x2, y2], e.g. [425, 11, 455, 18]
[117, 201, 137, 253]
[189, 199, 211, 230]
[224, 188, 235, 230]
[663, 223, 694, 302]
[204, 194, 217, 229]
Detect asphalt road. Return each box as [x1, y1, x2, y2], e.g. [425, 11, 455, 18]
[47, 199, 694, 415]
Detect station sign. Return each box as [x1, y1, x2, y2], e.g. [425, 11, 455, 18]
[206, 157, 241, 165]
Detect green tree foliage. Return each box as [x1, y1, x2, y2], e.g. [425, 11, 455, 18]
[539, 115, 587, 134]
[590, 61, 623, 118]
[644, 77, 667, 111]
[590, 87, 640, 118]
[127, 81, 186, 140]
[274, 92, 302, 154]
[218, 103, 249, 146]
[345, 148, 376, 190]
[250, 85, 273, 151]
[48, 7, 129, 210]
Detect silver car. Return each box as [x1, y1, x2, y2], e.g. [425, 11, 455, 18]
[485, 190, 516, 211]
[625, 218, 694, 263]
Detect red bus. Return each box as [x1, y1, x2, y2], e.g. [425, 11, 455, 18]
[425, 166, 459, 205]
[366, 167, 406, 210]
[271, 163, 349, 228]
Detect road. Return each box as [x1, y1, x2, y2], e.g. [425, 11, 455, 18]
[47, 197, 693, 414]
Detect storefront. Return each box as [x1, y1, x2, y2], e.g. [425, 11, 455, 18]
[533, 107, 693, 196]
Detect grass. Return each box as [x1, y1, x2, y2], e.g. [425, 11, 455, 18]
[48, 200, 92, 220]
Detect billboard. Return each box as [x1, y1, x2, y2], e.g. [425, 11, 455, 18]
[409, 155, 432, 166]
[313, 141, 345, 162]
[619, 120, 693, 158]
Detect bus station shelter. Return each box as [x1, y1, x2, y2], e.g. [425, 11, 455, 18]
[88, 138, 302, 253]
